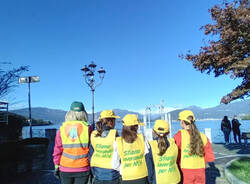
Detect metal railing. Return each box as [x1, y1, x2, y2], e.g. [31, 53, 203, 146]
[0, 101, 8, 124]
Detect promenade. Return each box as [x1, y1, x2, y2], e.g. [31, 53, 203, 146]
[206, 143, 250, 184]
[2, 143, 250, 184]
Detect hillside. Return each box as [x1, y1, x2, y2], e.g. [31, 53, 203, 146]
[11, 99, 250, 124]
[11, 108, 141, 124]
[168, 99, 250, 120]
[11, 107, 67, 124]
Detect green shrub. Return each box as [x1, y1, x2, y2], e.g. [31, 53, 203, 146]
[242, 115, 250, 120]
[228, 157, 250, 183]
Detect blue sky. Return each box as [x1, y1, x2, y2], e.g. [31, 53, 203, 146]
[0, 0, 241, 112]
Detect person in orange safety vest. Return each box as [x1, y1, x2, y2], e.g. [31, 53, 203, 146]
[53, 101, 92, 184]
[174, 110, 215, 184]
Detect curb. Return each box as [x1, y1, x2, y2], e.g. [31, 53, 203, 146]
[224, 157, 248, 184]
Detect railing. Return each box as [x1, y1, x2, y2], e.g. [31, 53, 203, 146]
[0, 101, 8, 124]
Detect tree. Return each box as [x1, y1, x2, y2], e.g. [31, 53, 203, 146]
[181, 0, 250, 104]
[0, 63, 29, 98]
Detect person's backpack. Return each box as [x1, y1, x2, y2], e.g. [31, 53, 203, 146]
[222, 120, 230, 129]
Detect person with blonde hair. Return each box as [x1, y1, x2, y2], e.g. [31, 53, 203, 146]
[116, 114, 150, 184]
[53, 101, 92, 184]
[174, 110, 214, 184]
[147, 119, 180, 184]
[89, 110, 121, 184]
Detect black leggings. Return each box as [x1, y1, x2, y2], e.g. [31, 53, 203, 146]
[122, 177, 149, 184]
[59, 171, 90, 184]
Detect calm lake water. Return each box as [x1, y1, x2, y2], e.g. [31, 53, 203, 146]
[22, 120, 250, 143]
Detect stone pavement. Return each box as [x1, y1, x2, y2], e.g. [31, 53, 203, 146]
[2, 143, 250, 184]
[206, 143, 250, 184]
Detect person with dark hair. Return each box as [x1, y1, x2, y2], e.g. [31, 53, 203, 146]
[116, 114, 150, 184]
[231, 115, 241, 144]
[53, 101, 92, 184]
[221, 116, 231, 145]
[174, 110, 214, 184]
[147, 119, 181, 184]
[89, 110, 121, 184]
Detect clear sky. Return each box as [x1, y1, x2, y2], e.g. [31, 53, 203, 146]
[0, 0, 241, 112]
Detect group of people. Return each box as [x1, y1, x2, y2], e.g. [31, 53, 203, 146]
[221, 115, 242, 145]
[53, 101, 215, 184]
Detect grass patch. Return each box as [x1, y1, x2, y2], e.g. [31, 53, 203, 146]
[228, 157, 250, 183]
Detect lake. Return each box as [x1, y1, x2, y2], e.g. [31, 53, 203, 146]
[22, 120, 250, 143]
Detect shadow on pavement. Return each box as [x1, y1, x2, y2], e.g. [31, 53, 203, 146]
[213, 143, 250, 154]
[222, 143, 250, 154]
[2, 171, 61, 184]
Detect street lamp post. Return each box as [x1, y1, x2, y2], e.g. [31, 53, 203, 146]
[19, 76, 40, 138]
[81, 61, 106, 129]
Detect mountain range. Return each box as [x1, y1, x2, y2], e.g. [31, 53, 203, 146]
[11, 99, 250, 124]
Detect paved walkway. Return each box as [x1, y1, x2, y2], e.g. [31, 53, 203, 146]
[206, 143, 250, 184]
[2, 143, 250, 184]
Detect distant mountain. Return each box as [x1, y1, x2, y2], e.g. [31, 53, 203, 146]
[169, 99, 250, 120]
[11, 99, 250, 124]
[11, 108, 141, 125]
[11, 107, 67, 124]
[91, 109, 142, 123]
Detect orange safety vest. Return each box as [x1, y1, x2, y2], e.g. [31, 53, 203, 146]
[60, 121, 89, 168]
[180, 129, 207, 169]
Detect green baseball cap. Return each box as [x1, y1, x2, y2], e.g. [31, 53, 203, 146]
[70, 101, 85, 112]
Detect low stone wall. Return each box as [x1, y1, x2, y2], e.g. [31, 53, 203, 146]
[45, 129, 57, 170]
[0, 138, 49, 177]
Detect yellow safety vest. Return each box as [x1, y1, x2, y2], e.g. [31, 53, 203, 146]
[60, 121, 89, 168]
[90, 129, 117, 169]
[180, 129, 207, 169]
[116, 134, 148, 181]
[149, 138, 180, 184]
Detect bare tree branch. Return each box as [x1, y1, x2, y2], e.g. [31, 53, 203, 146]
[0, 65, 29, 98]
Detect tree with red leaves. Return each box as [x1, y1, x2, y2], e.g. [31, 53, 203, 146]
[181, 0, 249, 104]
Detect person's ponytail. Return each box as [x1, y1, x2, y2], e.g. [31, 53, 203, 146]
[186, 116, 204, 157]
[157, 135, 168, 156]
[95, 121, 102, 137]
[154, 130, 169, 156]
[122, 125, 138, 143]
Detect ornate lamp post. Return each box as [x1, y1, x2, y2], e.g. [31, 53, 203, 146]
[81, 61, 106, 129]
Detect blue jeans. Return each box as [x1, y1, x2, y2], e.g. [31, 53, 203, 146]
[94, 178, 121, 184]
[222, 128, 231, 143]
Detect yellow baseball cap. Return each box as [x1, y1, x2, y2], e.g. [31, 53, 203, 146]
[99, 110, 120, 120]
[178, 110, 195, 124]
[122, 114, 144, 126]
[153, 120, 169, 134]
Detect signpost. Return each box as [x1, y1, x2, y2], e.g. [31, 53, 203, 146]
[19, 76, 40, 138]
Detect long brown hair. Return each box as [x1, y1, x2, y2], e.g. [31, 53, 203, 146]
[121, 125, 138, 143]
[95, 118, 115, 137]
[154, 130, 169, 156]
[184, 116, 204, 157]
